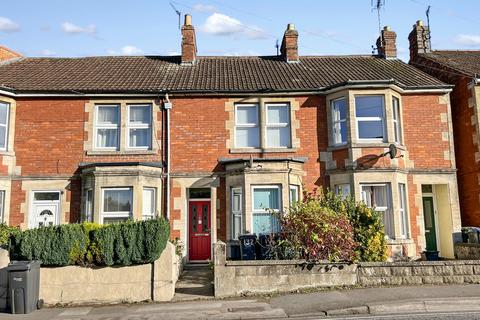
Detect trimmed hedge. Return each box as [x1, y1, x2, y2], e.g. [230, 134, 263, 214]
[9, 218, 170, 267]
[0, 224, 19, 249]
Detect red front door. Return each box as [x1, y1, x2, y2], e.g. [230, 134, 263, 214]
[188, 201, 211, 261]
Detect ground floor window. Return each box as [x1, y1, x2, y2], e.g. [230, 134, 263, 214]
[102, 187, 132, 224]
[231, 187, 243, 240]
[0, 190, 4, 224]
[85, 189, 93, 222]
[252, 186, 281, 235]
[361, 183, 394, 238]
[398, 183, 409, 239]
[289, 185, 299, 204]
[142, 187, 156, 220]
[334, 184, 351, 199]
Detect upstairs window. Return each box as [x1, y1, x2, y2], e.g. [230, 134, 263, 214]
[331, 98, 347, 145]
[235, 104, 260, 148]
[0, 102, 9, 150]
[392, 97, 402, 144]
[95, 105, 120, 149]
[355, 96, 385, 141]
[127, 105, 152, 149]
[266, 103, 291, 148]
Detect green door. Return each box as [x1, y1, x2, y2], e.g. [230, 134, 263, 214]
[422, 196, 437, 251]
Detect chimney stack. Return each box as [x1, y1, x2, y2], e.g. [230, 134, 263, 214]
[376, 26, 397, 59]
[0, 46, 22, 63]
[408, 20, 431, 61]
[181, 14, 196, 65]
[280, 23, 299, 63]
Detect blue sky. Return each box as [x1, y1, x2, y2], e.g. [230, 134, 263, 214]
[1, 0, 480, 61]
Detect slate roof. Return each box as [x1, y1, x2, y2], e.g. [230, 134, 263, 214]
[418, 50, 480, 77]
[0, 55, 447, 94]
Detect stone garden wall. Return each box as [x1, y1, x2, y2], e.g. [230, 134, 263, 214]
[214, 241, 480, 298]
[454, 243, 480, 260]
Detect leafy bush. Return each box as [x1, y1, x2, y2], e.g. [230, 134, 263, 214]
[9, 218, 170, 267]
[278, 195, 358, 262]
[0, 224, 19, 249]
[316, 190, 387, 262]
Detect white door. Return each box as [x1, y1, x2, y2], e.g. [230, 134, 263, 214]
[30, 191, 60, 228]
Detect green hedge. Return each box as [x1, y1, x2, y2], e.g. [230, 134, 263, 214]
[0, 224, 20, 249]
[9, 218, 170, 267]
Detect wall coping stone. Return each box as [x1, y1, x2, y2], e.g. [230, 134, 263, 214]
[359, 260, 480, 267]
[225, 259, 353, 267]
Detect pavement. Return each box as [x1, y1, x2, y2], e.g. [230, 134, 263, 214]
[1, 284, 480, 319]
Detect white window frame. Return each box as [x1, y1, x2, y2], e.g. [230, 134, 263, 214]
[94, 104, 120, 150]
[231, 187, 243, 240]
[392, 96, 402, 144]
[142, 187, 156, 220]
[289, 184, 299, 205]
[398, 183, 409, 239]
[251, 185, 282, 235]
[0, 190, 5, 224]
[234, 104, 260, 148]
[85, 189, 93, 222]
[265, 103, 291, 148]
[355, 95, 386, 142]
[0, 102, 9, 151]
[101, 187, 133, 223]
[361, 183, 394, 239]
[334, 184, 351, 199]
[331, 98, 347, 146]
[126, 104, 152, 150]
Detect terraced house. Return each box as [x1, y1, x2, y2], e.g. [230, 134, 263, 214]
[0, 15, 461, 261]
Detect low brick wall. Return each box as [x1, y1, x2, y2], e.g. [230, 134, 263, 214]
[213, 241, 480, 298]
[455, 243, 480, 260]
[214, 242, 357, 298]
[358, 261, 480, 286]
[0, 242, 181, 307]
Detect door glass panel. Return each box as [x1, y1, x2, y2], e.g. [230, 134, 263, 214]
[34, 192, 60, 201]
[202, 204, 208, 232]
[422, 185, 433, 193]
[424, 198, 433, 228]
[192, 205, 197, 232]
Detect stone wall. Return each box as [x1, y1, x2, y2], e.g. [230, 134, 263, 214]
[214, 241, 357, 298]
[455, 243, 480, 260]
[214, 242, 480, 298]
[0, 242, 181, 307]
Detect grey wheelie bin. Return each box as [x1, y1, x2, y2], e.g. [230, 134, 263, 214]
[7, 260, 41, 314]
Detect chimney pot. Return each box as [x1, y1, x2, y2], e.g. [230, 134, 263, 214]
[184, 14, 192, 26]
[384, 26, 391, 31]
[287, 23, 295, 31]
[416, 20, 423, 26]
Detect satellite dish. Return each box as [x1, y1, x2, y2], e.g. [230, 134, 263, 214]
[380, 144, 398, 159]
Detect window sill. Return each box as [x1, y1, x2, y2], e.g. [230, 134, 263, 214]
[230, 148, 298, 154]
[86, 150, 158, 156]
[385, 238, 414, 245]
[351, 142, 406, 150]
[0, 151, 15, 156]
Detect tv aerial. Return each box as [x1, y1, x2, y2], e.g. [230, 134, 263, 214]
[169, 2, 182, 30]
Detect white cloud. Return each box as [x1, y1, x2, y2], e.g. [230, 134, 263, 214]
[193, 4, 217, 13]
[107, 46, 144, 56]
[61, 22, 96, 35]
[0, 17, 20, 32]
[40, 49, 56, 56]
[455, 34, 480, 47]
[201, 13, 268, 40]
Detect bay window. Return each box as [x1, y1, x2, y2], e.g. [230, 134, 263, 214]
[102, 188, 132, 224]
[334, 184, 351, 199]
[289, 185, 299, 204]
[142, 187, 156, 220]
[266, 103, 291, 148]
[85, 189, 93, 222]
[399, 183, 409, 239]
[355, 96, 385, 141]
[231, 187, 243, 240]
[127, 105, 152, 149]
[0, 102, 9, 150]
[95, 105, 120, 149]
[361, 184, 394, 238]
[252, 186, 281, 235]
[331, 98, 347, 145]
[392, 96, 402, 144]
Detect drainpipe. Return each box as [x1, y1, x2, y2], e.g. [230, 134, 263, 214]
[164, 94, 173, 220]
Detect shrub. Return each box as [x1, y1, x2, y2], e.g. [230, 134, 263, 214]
[0, 224, 19, 249]
[317, 190, 387, 262]
[9, 217, 170, 267]
[279, 195, 357, 262]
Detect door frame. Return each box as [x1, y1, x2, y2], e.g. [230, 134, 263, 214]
[187, 198, 212, 262]
[422, 187, 440, 252]
[29, 190, 61, 228]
